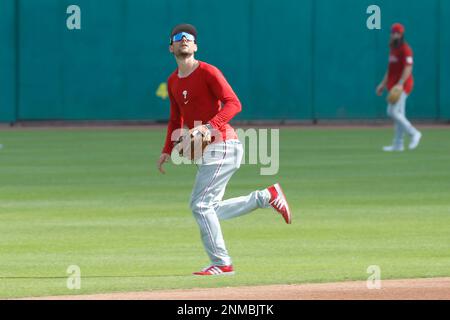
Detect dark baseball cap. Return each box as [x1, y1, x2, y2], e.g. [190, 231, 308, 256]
[170, 23, 197, 43]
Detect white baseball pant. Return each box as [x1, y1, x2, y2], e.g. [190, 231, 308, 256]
[190, 139, 271, 266]
[387, 92, 420, 148]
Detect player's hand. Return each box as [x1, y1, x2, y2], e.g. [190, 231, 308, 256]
[376, 83, 385, 96]
[157, 153, 170, 174]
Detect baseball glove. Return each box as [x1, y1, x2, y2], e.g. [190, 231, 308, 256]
[387, 85, 403, 105]
[173, 127, 212, 161]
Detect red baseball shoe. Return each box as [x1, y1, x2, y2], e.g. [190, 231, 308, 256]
[267, 183, 292, 224]
[193, 265, 235, 276]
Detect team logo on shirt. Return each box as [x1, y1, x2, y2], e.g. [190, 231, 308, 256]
[182, 90, 188, 99]
[182, 90, 189, 104]
[406, 56, 413, 64]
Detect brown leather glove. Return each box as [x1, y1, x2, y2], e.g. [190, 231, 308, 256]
[387, 85, 403, 104]
[173, 126, 212, 161]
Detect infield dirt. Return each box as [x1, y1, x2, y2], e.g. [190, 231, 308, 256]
[25, 278, 450, 300]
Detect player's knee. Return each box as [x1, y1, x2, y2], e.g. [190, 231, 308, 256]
[387, 108, 399, 120]
[190, 198, 214, 215]
[392, 112, 402, 121]
[190, 198, 199, 213]
[190, 198, 205, 214]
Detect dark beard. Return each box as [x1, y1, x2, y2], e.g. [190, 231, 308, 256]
[390, 37, 404, 48]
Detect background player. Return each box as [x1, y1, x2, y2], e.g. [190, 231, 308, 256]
[376, 23, 422, 152]
[156, 24, 292, 276]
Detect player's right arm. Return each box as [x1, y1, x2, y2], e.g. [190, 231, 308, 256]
[376, 71, 388, 96]
[396, 45, 414, 90]
[158, 81, 183, 174]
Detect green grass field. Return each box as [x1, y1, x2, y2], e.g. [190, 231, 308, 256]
[0, 127, 449, 299]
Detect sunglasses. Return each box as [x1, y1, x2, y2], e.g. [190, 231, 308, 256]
[171, 32, 195, 43]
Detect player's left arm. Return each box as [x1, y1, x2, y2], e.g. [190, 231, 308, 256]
[203, 67, 242, 130]
[398, 65, 413, 87]
[397, 46, 414, 88]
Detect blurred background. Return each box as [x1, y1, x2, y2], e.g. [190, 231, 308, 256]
[1, 0, 449, 124]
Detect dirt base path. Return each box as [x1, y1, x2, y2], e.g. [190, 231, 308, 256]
[27, 278, 450, 300]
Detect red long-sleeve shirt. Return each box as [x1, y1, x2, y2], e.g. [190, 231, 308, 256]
[162, 61, 241, 154]
[387, 42, 414, 94]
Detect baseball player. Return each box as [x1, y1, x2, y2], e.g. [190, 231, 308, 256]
[376, 23, 422, 152]
[157, 24, 292, 276]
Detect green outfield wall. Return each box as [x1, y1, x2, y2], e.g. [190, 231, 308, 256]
[0, 0, 17, 123]
[1, 0, 449, 123]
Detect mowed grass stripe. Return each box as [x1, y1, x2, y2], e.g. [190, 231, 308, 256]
[0, 128, 449, 298]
